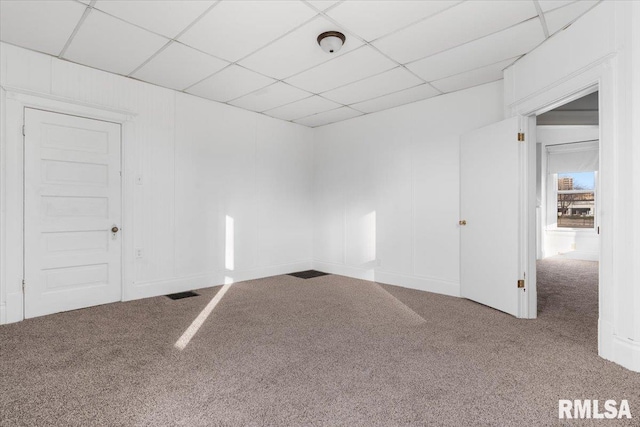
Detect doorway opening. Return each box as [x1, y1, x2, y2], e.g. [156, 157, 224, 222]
[533, 90, 600, 351]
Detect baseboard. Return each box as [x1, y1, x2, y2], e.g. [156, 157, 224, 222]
[125, 260, 313, 302]
[611, 335, 640, 372]
[126, 273, 219, 301]
[226, 260, 313, 283]
[599, 318, 640, 372]
[599, 318, 615, 360]
[312, 261, 375, 281]
[312, 261, 460, 298]
[548, 251, 599, 261]
[374, 270, 460, 297]
[2, 292, 23, 324]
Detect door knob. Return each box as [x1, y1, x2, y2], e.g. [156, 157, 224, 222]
[459, 220, 467, 226]
[111, 226, 119, 233]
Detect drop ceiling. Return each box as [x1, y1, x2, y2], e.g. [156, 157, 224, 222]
[0, 0, 600, 127]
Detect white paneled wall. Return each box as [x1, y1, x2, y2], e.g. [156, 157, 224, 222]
[312, 81, 504, 296]
[172, 94, 313, 280]
[0, 42, 314, 322]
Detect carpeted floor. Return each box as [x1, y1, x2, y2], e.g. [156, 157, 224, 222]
[1, 259, 639, 426]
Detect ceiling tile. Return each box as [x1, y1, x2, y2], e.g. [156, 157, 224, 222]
[0, 0, 86, 56]
[132, 42, 228, 91]
[544, 1, 599, 35]
[64, 10, 168, 76]
[305, 1, 341, 12]
[327, 0, 460, 42]
[238, 16, 363, 80]
[430, 57, 517, 93]
[350, 84, 440, 114]
[178, 0, 316, 62]
[537, 1, 576, 13]
[264, 95, 341, 121]
[322, 67, 423, 105]
[285, 46, 397, 94]
[407, 18, 544, 82]
[372, 0, 538, 64]
[229, 82, 311, 113]
[186, 65, 275, 103]
[93, 0, 214, 39]
[294, 106, 362, 127]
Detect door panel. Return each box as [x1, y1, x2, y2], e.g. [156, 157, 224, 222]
[24, 109, 122, 318]
[460, 116, 522, 317]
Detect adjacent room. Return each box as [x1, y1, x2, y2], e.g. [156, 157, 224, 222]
[1, 1, 639, 425]
[535, 91, 601, 353]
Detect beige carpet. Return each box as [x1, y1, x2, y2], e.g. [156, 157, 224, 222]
[1, 259, 639, 426]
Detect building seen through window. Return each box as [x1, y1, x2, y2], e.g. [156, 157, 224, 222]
[557, 172, 595, 228]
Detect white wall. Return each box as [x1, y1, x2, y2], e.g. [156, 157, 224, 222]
[504, 0, 640, 371]
[543, 232, 598, 259]
[312, 81, 504, 296]
[0, 42, 314, 323]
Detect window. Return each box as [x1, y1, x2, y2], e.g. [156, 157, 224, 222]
[557, 171, 595, 228]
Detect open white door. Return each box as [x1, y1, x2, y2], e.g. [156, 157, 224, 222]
[460, 116, 524, 317]
[24, 109, 122, 318]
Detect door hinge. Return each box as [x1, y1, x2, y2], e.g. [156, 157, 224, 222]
[517, 132, 525, 142]
[517, 279, 525, 288]
[22, 279, 25, 292]
[22, 125, 26, 136]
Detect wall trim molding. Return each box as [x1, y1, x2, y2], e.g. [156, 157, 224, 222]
[600, 319, 640, 372]
[3, 292, 23, 324]
[127, 274, 219, 301]
[611, 335, 640, 373]
[1, 85, 136, 120]
[312, 261, 375, 281]
[312, 261, 460, 298]
[504, 53, 615, 114]
[126, 261, 313, 302]
[226, 261, 313, 284]
[375, 270, 460, 298]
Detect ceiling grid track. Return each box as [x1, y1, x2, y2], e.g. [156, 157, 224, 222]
[181, 13, 322, 93]
[506, 1, 603, 69]
[2, 0, 600, 127]
[533, 0, 551, 38]
[58, 0, 96, 58]
[127, 1, 223, 77]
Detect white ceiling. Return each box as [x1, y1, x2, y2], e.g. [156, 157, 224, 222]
[0, 0, 600, 127]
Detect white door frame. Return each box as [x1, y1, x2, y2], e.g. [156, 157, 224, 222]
[507, 57, 613, 359]
[0, 87, 136, 324]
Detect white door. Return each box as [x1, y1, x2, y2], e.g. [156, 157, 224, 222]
[460, 116, 523, 317]
[24, 109, 122, 318]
